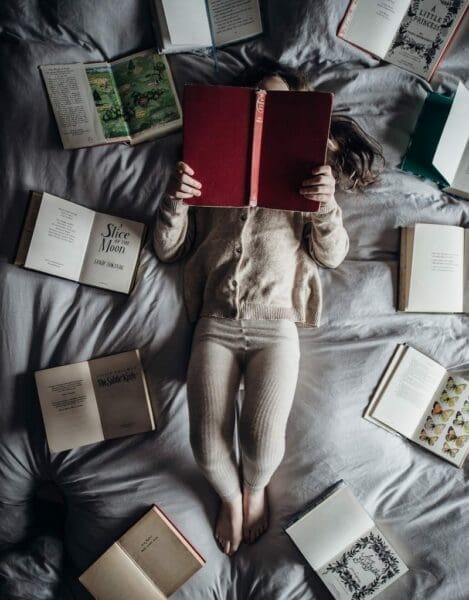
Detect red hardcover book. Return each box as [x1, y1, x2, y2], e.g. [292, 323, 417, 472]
[183, 84, 333, 212]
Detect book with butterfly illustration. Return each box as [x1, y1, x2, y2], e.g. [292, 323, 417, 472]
[286, 481, 408, 600]
[398, 223, 469, 313]
[365, 344, 469, 467]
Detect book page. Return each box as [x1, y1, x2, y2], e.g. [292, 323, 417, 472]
[464, 229, 469, 313]
[88, 351, 155, 440]
[286, 485, 374, 570]
[411, 373, 469, 466]
[35, 361, 104, 453]
[207, 0, 263, 46]
[318, 525, 407, 600]
[80, 212, 144, 293]
[433, 82, 469, 185]
[111, 51, 182, 142]
[24, 192, 95, 282]
[370, 346, 447, 438]
[385, 0, 469, 78]
[84, 63, 130, 142]
[79, 542, 166, 600]
[338, 0, 411, 58]
[120, 507, 204, 597]
[448, 142, 469, 198]
[161, 0, 212, 46]
[407, 223, 464, 313]
[40, 64, 105, 148]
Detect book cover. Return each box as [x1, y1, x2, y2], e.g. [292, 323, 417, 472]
[183, 84, 333, 212]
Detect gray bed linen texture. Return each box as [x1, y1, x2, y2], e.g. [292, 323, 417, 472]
[1, 1, 468, 599]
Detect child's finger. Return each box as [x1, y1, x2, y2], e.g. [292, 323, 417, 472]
[180, 183, 201, 196]
[300, 185, 333, 195]
[173, 190, 196, 199]
[302, 175, 334, 187]
[310, 165, 332, 175]
[180, 172, 202, 189]
[177, 161, 195, 176]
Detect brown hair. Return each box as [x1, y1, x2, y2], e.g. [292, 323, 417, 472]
[234, 61, 385, 191]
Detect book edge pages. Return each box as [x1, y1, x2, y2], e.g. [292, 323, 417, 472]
[397, 226, 409, 311]
[15, 191, 43, 266]
[248, 88, 266, 207]
[136, 349, 157, 431]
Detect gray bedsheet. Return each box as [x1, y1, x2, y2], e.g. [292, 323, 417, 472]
[1, 1, 468, 598]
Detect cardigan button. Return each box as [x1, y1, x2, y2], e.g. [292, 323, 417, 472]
[240, 213, 247, 221]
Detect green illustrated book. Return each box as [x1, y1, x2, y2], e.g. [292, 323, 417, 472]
[401, 82, 469, 198]
[40, 49, 182, 149]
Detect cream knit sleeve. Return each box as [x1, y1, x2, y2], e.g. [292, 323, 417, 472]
[303, 201, 349, 269]
[152, 195, 195, 263]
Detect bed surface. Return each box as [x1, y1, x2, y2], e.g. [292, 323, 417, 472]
[1, 1, 468, 599]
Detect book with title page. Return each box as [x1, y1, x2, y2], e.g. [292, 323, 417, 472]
[286, 482, 408, 600]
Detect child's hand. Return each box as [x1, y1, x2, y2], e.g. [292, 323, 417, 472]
[167, 161, 202, 200]
[299, 165, 336, 209]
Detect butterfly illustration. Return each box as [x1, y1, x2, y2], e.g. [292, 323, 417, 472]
[431, 402, 454, 422]
[425, 417, 444, 435]
[419, 429, 438, 446]
[439, 390, 459, 407]
[445, 426, 469, 448]
[445, 377, 467, 396]
[463, 400, 469, 414]
[442, 442, 459, 458]
[452, 412, 469, 433]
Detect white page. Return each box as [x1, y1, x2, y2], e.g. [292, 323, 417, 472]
[434, 82, 469, 185]
[207, 0, 263, 46]
[371, 346, 446, 438]
[79, 212, 144, 293]
[286, 485, 373, 570]
[40, 64, 105, 149]
[339, 0, 410, 58]
[161, 0, 212, 46]
[35, 361, 104, 453]
[407, 223, 464, 313]
[447, 141, 469, 198]
[465, 229, 469, 314]
[25, 193, 95, 282]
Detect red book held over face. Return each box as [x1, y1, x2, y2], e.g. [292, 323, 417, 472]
[183, 84, 333, 212]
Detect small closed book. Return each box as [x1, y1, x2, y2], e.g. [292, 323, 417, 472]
[399, 223, 469, 313]
[286, 482, 407, 600]
[365, 344, 469, 467]
[152, 0, 263, 53]
[35, 350, 155, 453]
[338, 0, 469, 80]
[15, 192, 145, 294]
[40, 49, 182, 149]
[183, 85, 333, 212]
[401, 82, 469, 198]
[79, 505, 205, 600]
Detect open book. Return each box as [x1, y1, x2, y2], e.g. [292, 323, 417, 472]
[152, 0, 263, 53]
[35, 350, 155, 453]
[365, 345, 469, 467]
[80, 505, 205, 599]
[286, 482, 407, 600]
[183, 85, 333, 212]
[15, 192, 145, 294]
[399, 223, 469, 313]
[401, 82, 469, 198]
[338, 0, 469, 80]
[40, 49, 182, 149]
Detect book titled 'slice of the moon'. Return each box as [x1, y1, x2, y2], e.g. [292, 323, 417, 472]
[15, 191, 145, 294]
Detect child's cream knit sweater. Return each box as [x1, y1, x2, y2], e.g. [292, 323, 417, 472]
[153, 196, 349, 327]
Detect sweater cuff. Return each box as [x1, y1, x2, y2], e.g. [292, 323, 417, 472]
[312, 198, 339, 218]
[162, 194, 189, 215]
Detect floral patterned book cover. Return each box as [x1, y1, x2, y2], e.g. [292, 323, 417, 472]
[286, 482, 408, 600]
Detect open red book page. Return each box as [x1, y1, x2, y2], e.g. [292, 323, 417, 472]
[257, 91, 333, 212]
[183, 85, 254, 207]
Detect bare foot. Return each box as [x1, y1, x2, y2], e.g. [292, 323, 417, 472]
[242, 487, 269, 543]
[215, 495, 243, 556]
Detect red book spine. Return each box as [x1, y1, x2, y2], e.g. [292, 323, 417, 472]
[249, 89, 266, 207]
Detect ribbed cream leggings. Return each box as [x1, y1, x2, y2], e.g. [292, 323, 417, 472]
[187, 317, 300, 500]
